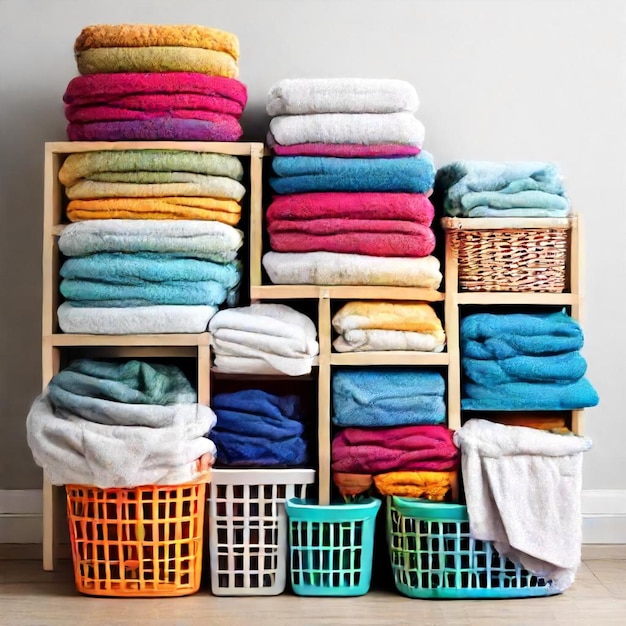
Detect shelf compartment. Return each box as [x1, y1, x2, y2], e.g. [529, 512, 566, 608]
[49, 332, 210, 347]
[250, 285, 444, 302]
[330, 351, 449, 366]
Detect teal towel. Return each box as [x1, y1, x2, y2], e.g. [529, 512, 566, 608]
[436, 161, 569, 217]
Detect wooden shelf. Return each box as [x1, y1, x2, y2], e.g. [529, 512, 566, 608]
[46, 141, 265, 157]
[330, 351, 449, 366]
[49, 333, 210, 347]
[250, 285, 445, 301]
[457, 292, 579, 305]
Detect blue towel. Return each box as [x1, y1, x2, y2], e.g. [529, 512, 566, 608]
[461, 311, 583, 358]
[270, 153, 435, 194]
[211, 430, 308, 466]
[212, 389, 303, 421]
[462, 378, 599, 411]
[463, 353, 588, 385]
[332, 368, 446, 427]
[436, 161, 569, 217]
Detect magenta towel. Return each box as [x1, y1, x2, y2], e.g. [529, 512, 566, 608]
[331, 425, 459, 474]
[266, 192, 434, 224]
[66, 106, 240, 124]
[67, 117, 243, 141]
[66, 93, 244, 119]
[64, 73, 247, 110]
[272, 143, 421, 158]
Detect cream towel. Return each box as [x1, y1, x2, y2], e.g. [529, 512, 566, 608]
[266, 78, 419, 115]
[333, 329, 445, 353]
[212, 355, 314, 377]
[454, 419, 592, 591]
[262, 251, 442, 289]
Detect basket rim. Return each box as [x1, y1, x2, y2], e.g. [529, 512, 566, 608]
[441, 216, 574, 231]
[286, 496, 381, 521]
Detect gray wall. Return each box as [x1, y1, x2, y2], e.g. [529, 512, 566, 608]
[0, 0, 621, 490]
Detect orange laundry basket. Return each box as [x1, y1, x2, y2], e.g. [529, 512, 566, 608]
[65, 480, 207, 597]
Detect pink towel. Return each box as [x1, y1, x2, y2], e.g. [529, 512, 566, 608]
[266, 192, 434, 224]
[332, 425, 459, 474]
[272, 143, 421, 158]
[67, 117, 243, 141]
[63, 72, 248, 109]
[66, 106, 240, 124]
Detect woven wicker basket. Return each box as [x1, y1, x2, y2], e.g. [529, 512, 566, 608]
[442, 217, 571, 293]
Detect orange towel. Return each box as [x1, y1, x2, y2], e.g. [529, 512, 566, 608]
[333, 472, 373, 498]
[66, 197, 241, 225]
[374, 470, 455, 501]
[479, 414, 568, 431]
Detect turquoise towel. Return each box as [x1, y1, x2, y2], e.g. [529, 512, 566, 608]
[436, 161, 569, 217]
[332, 368, 446, 427]
[462, 378, 599, 410]
[270, 152, 435, 195]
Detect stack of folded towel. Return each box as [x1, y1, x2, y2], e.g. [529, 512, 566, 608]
[209, 303, 319, 375]
[210, 389, 308, 466]
[331, 368, 458, 500]
[64, 24, 247, 141]
[461, 310, 599, 410]
[26, 359, 217, 487]
[435, 161, 570, 218]
[332, 301, 445, 352]
[262, 78, 441, 288]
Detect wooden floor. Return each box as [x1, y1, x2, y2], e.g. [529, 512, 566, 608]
[1, 545, 625, 626]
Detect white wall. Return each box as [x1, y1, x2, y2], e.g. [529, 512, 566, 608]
[0, 0, 622, 498]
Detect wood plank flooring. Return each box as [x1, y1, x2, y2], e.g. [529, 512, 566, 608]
[1, 545, 625, 626]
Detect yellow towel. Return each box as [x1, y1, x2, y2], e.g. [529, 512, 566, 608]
[374, 471, 455, 501]
[332, 301, 444, 336]
[76, 47, 238, 78]
[66, 197, 241, 225]
[74, 24, 239, 61]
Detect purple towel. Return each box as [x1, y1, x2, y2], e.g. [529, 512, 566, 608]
[67, 117, 243, 141]
[272, 142, 421, 158]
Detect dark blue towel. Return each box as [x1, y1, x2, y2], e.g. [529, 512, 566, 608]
[211, 431, 308, 466]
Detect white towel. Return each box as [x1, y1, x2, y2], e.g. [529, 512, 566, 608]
[333, 329, 445, 353]
[57, 302, 217, 334]
[266, 78, 419, 116]
[58, 219, 243, 261]
[212, 354, 315, 377]
[209, 303, 319, 376]
[27, 393, 217, 488]
[262, 251, 443, 289]
[454, 419, 592, 591]
[268, 112, 425, 147]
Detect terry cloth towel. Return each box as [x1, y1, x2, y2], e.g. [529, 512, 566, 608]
[266, 78, 419, 115]
[27, 393, 216, 488]
[64, 73, 246, 112]
[74, 24, 239, 57]
[373, 471, 455, 501]
[271, 142, 421, 158]
[210, 390, 307, 466]
[334, 329, 445, 353]
[333, 472, 374, 498]
[67, 116, 243, 142]
[435, 161, 570, 217]
[270, 153, 435, 194]
[262, 251, 443, 289]
[66, 198, 241, 225]
[209, 303, 319, 376]
[66, 106, 241, 125]
[484, 414, 568, 431]
[60, 150, 243, 187]
[268, 219, 436, 257]
[59, 219, 242, 263]
[76, 46, 238, 77]
[64, 176, 245, 202]
[58, 302, 217, 334]
[266, 192, 434, 224]
[332, 368, 446, 427]
[48, 359, 196, 408]
[331, 425, 459, 474]
[454, 419, 592, 591]
[268, 112, 425, 147]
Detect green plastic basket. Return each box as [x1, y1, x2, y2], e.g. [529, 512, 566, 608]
[285, 497, 381, 596]
[387, 496, 559, 599]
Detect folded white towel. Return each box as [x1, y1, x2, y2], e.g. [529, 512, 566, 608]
[266, 78, 419, 116]
[333, 329, 445, 352]
[57, 302, 217, 334]
[58, 219, 243, 262]
[212, 354, 316, 377]
[454, 419, 592, 591]
[27, 393, 217, 488]
[268, 112, 425, 147]
[262, 251, 442, 289]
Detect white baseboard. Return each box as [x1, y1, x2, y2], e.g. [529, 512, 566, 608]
[2, 488, 626, 544]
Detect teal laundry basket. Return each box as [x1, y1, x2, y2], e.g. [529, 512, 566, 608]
[285, 497, 381, 596]
[386, 496, 559, 599]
